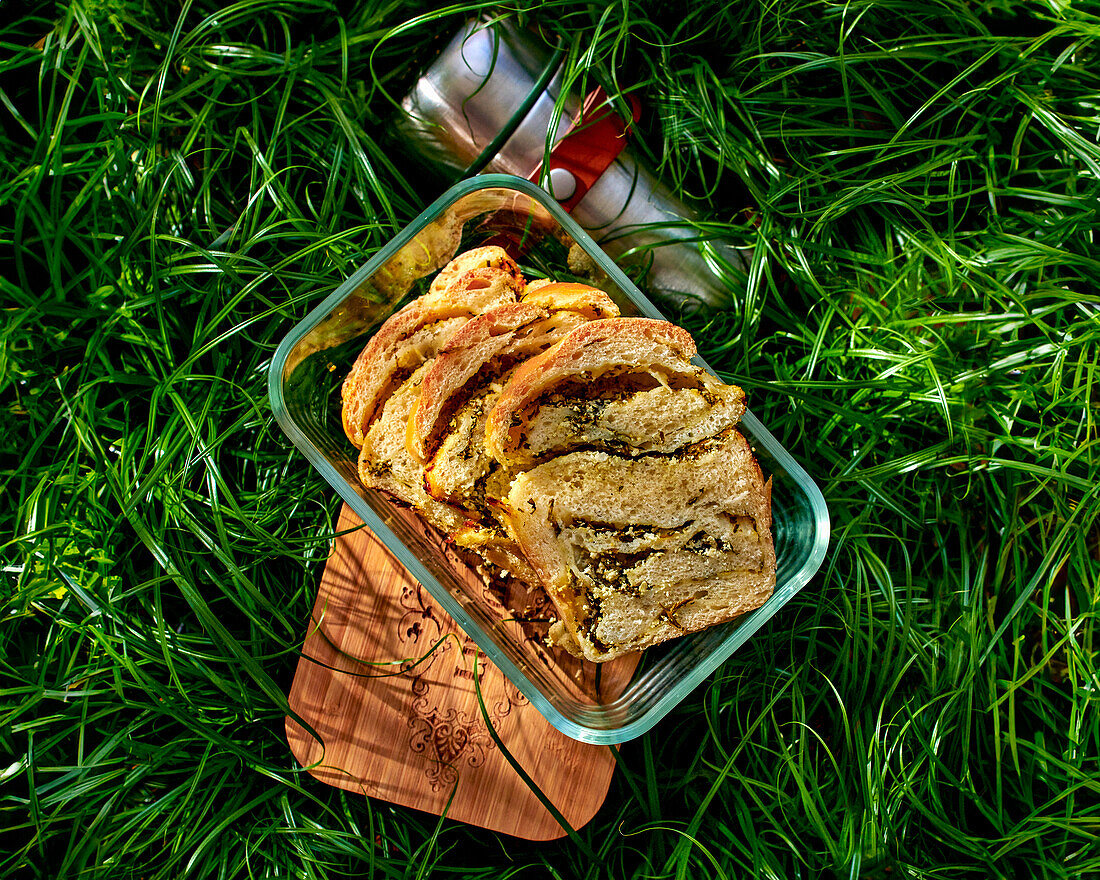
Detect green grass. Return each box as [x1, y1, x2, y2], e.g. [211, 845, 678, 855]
[3, 0, 1099, 877]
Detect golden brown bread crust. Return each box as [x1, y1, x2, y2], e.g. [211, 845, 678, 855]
[523, 278, 555, 296]
[428, 245, 522, 295]
[519, 282, 621, 320]
[340, 252, 524, 448]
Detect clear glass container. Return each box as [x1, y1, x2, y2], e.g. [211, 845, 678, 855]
[268, 174, 830, 744]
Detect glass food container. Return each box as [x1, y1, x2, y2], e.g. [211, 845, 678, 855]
[269, 174, 830, 744]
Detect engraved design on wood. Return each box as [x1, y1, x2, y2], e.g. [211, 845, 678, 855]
[408, 677, 491, 791]
[397, 579, 527, 789]
[397, 581, 443, 675]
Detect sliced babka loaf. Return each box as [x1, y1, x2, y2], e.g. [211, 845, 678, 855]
[342, 244, 777, 664]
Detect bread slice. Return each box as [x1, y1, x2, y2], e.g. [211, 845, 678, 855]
[359, 362, 469, 536]
[341, 245, 523, 448]
[427, 244, 522, 295]
[484, 317, 746, 469]
[498, 429, 775, 662]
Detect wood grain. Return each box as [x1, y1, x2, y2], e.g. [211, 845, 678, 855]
[285, 504, 639, 840]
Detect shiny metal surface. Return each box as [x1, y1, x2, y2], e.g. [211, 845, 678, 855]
[483, 72, 576, 177]
[574, 154, 746, 306]
[396, 18, 749, 307]
[396, 19, 573, 175]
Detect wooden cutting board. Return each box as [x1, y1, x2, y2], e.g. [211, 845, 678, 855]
[285, 503, 639, 840]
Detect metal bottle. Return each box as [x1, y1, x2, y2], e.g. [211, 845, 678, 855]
[394, 18, 748, 308]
